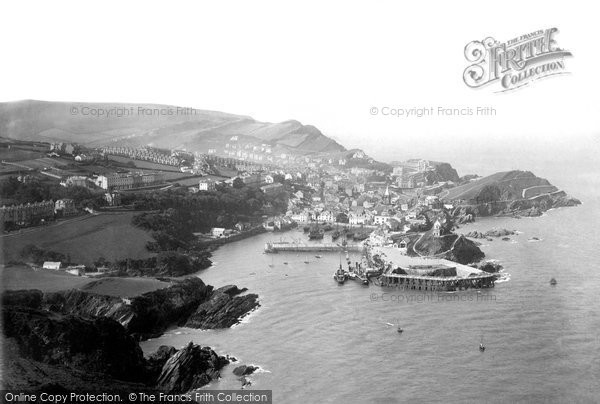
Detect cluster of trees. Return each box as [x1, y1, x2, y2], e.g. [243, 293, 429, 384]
[20, 244, 68, 265]
[0, 177, 105, 209]
[110, 251, 211, 277]
[128, 185, 289, 251]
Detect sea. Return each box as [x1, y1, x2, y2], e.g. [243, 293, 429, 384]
[141, 171, 600, 403]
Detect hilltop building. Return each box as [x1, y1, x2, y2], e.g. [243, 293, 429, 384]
[95, 172, 164, 191]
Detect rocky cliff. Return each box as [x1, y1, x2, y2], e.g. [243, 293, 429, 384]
[2, 277, 259, 339]
[405, 231, 485, 265]
[450, 192, 581, 223]
[185, 285, 259, 329]
[2, 289, 243, 392]
[2, 306, 148, 383]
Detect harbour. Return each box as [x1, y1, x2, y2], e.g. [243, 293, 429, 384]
[264, 241, 365, 253]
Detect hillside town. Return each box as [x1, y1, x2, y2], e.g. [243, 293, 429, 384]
[0, 135, 468, 238]
[1, 131, 578, 283]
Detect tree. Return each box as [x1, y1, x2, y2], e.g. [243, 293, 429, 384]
[336, 212, 349, 223]
[232, 177, 244, 189]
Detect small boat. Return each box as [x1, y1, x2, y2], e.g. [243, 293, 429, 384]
[397, 327, 403, 334]
[283, 262, 288, 265]
[479, 343, 485, 352]
[550, 278, 557, 285]
[333, 265, 346, 284]
[315, 255, 322, 259]
[304, 260, 310, 264]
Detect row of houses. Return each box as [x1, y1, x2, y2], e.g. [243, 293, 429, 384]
[102, 146, 181, 166]
[0, 199, 77, 226]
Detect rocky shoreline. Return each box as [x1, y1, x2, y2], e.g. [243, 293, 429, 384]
[451, 192, 581, 224]
[1, 277, 260, 391]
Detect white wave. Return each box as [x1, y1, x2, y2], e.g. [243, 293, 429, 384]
[495, 273, 511, 283]
[252, 366, 271, 374]
[232, 304, 262, 328]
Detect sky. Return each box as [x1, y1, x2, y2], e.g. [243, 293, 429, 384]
[1, 0, 599, 192]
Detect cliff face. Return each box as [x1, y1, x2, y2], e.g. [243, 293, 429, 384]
[407, 232, 485, 265]
[2, 285, 245, 392]
[2, 306, 148, 383]
[185, 285, 259, 329]
[156, 342, 230, 393]
[450, 192, 581, 222]
[2, 307, 229, 391]
[428, 162, 460, 183]
[2, 277, 259, 339]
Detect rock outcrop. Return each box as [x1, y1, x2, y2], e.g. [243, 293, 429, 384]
[408, 232, 485, 265]
[232, 365, 259, 377]
[465, 228, 517, 239]
[445, 235, 485, 264]
[3, 278, 259, 340]
[2, 306, 148, 383]
[450, 192, 581, 222]
[2, 298, 234, 392]
[185, 285, 259, 329]
[477, 260, 503, 273]
[156, 342, 230, 393]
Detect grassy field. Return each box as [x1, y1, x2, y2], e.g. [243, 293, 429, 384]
[1, 265, 172, 296]
[1, 265, 93, 292]
[1, 212, 155, 265]
[108, 155, 182, 172]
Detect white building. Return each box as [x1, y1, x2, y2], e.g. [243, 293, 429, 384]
[199, 179, 216, 191]
[43, 261, 61, 270]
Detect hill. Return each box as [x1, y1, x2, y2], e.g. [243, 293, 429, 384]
[442, 170, 558, 202]
[0, 100, 345, 156]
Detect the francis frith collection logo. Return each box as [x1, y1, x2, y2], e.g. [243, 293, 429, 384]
[463, 28, 572, 92]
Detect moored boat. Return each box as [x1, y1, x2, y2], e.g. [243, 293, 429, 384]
[333, 265, 347, 284]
